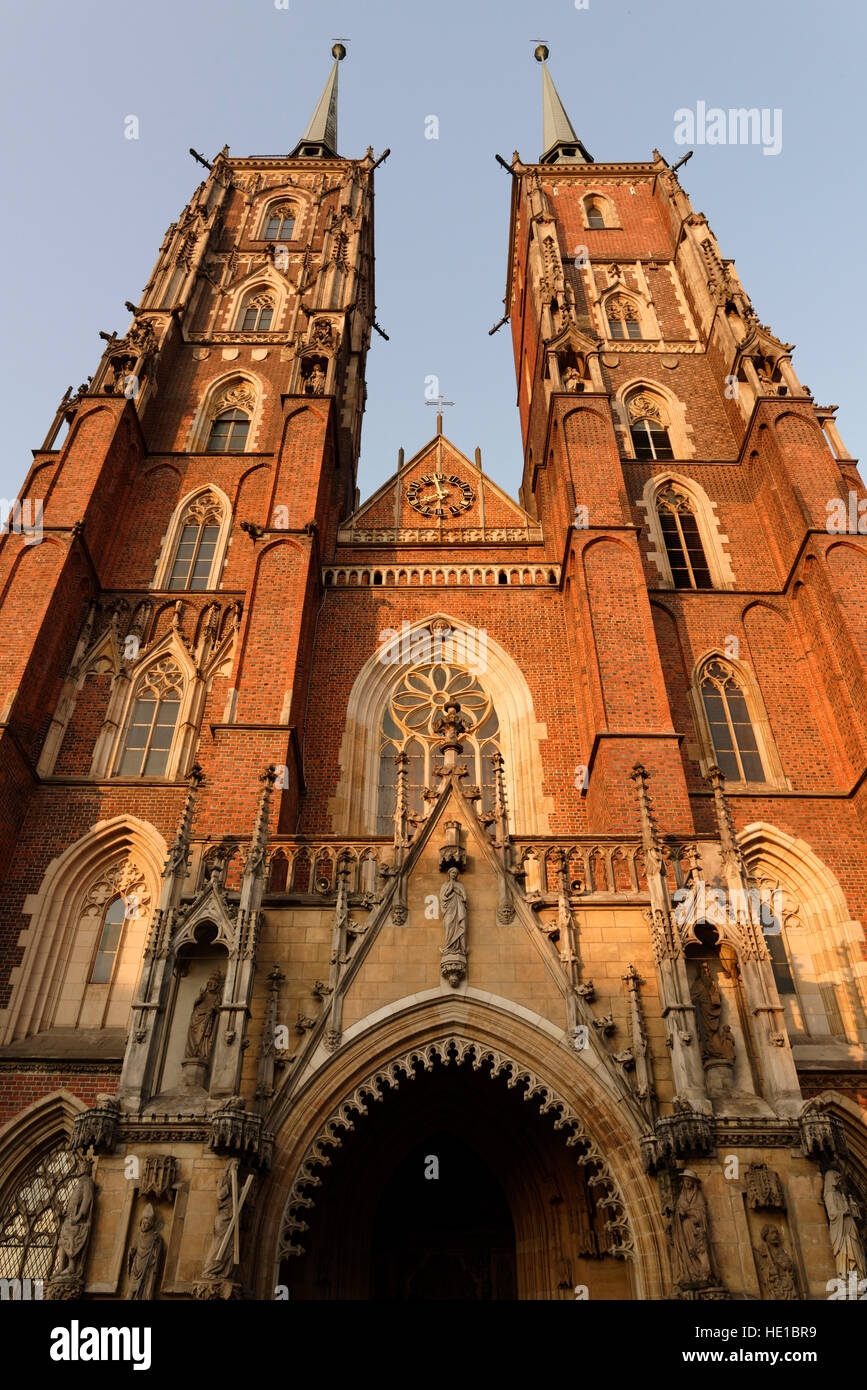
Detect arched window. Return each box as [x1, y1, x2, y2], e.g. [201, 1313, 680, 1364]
[167, 490, 222, 590]
[0, 1145, 79, 1281]
[631, 415, 673, 460]
[238, 292, 274, 333]
[116, 659, 183, 778]
[700, 659, 765, 783]
[656, 485, 712, 588]
[586, 200, 606, 229]
[262, 203, 295, 241]
[606, 295, 641, 340]
[625, 391, 674, 460]
[89, 894, 129, 983]
[206, 408, 249, 453]
[376, 663, 502, 834]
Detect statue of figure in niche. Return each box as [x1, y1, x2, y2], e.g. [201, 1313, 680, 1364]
[690, 961, 734, 1061]
[185, 972, 224, 1060]
[823, 1168, 867, 1283]
[202, 1159, 239, 1280]
[304, 362, 326, 395]
[562, 365, 584, 393]
[126, 1204, 164, 1300]
[671, 1169, 715, 1289]
[440, 868, 467, 956]
[53, 1156, 96, 1280]
[755, 1224, 799, 1300]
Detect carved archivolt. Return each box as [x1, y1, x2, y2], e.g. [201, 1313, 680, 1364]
[276, 1035, 635, 1262]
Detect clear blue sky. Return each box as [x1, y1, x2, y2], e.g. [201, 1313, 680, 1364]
[1, 0, 863, 507]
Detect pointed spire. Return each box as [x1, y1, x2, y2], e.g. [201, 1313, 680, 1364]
[534, 45, 593, 165]
[291, 43, 346, 158]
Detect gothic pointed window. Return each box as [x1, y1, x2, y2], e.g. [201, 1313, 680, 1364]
[89, 895, 129, 984]
[586, 200, 606, 228]
[765, 927, 796, 996]
[238, 293, 274, 333]
[700, 659, 765, 783]
[0, 1145, 78, 1281]
[203, 380, 256, 454]
[167, 491, 222, 590]
[206, 409, 249, 453]
[262, 204, 295, 241]
[656, 485, 712, 589]
[626, 391, 674, 460]
[376, 658, 502, 835]
[606, 295, 641, 340]
[116, 659, 183, 778]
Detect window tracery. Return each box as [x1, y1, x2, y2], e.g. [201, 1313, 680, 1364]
[262, 203, 296, 240]
[606, 293, 642, 339]
[656, 484, 712, 589]
[167, 490, 223, 591]
[376, 665, 501, 834]
[0, 1145, 78, 1281]
[699, 659, 765, 783]
[115, 659, 184, 778]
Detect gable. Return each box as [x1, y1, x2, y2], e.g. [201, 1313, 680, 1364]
[338, 435, 542, 546]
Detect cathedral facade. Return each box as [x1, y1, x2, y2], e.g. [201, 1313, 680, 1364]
[1, 47, 866, 1302]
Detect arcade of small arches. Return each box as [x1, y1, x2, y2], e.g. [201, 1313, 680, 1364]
[323, 564, 560, 587]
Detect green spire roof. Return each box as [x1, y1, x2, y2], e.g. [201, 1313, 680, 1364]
[291, 43, 346, 158]
[534, 45, 593, 165]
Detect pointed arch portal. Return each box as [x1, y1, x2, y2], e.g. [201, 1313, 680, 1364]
[265, 1022, 665, 1300]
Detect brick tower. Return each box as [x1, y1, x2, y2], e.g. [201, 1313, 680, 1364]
[0, 47, 865, 1304]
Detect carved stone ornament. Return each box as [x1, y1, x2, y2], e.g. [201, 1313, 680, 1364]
[754, 1223, 800, 1300]
[744, 1163, 786, 1211]
[799, 1099, 847, 1162]
[208, 1095, 274, 1168]
[71, 1095, 121, 1154]
[627, 391, 668, 426]
[644, 1101, 714, 1173]
[605, 294, 638, 324]
[215, 383, 256, 415]
[140, 1153, 178, 1203]
[81, 861, 150, 920]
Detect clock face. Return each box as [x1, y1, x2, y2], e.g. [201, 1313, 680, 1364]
[405, 472, 475, 519]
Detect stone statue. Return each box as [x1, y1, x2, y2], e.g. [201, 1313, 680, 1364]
[690, 962, 732, 1060]
[823, 1168, 867, 1283]
[185, 972, 224, 1060]
[440, 868, 467, 955]
[305, 363, 326, 395]
[672, 1169, 715, 1289]
[202, 1160, 238, 1280]
[755, 1224, 799, 1299]
[53, 1156, 95, 1279]
[126, 1204, 164, 1300]
[563, 366, 583, 392]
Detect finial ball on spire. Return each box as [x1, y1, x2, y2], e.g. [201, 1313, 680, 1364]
[332, 42, 346, 60]
[534, 43, 549, 62]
